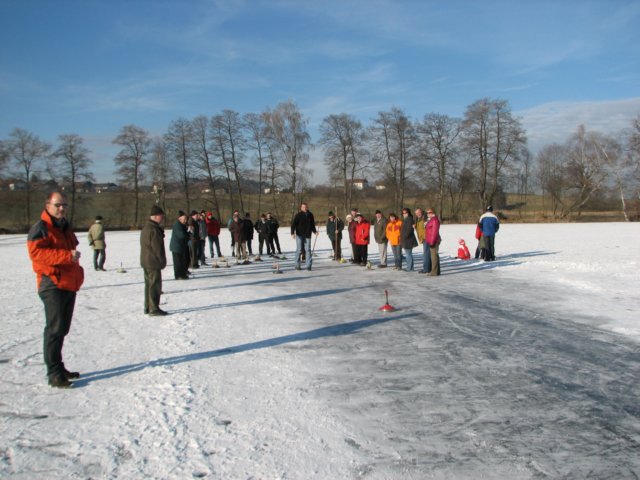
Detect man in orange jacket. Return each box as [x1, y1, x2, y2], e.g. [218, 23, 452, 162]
[27, 191, 84, 388]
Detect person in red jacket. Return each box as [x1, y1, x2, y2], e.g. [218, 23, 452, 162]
[457, 238, 471, 260]
[353, 213, 370, 266]
[205, 212, 222, 258]
[424, 208, 441, 276]
[27, 191, 84, 388]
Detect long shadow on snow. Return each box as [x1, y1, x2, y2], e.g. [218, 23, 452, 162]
[172, 285, 367, 314]
[166, 274, 329, 294]
[440, 250, 558, 275]
[74, 311, 417, 386]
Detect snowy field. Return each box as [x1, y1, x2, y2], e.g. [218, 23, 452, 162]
[1, 222, 639, 479]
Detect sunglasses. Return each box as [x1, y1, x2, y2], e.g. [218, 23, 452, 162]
[49, 202, 69, 208]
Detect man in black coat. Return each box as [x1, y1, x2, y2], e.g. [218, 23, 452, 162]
[291, 202, 318, 271]
[140, 205, 167, 315]
[243, 212, 254, 256]
[169, 211, 189, 280]
[326, 211, 344, 261]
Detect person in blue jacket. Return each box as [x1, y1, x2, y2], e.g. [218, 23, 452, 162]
[478, 205, 500, 261]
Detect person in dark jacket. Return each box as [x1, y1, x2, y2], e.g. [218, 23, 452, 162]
[400, 208, 418, 271]
[140, 205, 168, 316]
[198, 210, 207, 266]
[290, 202, 318, 270]
[243, 212, 254, 256]
[27, 191, 84, 388]
[229, 212, 247, 260]
[170, 211, 190, 280]
[267, 212, 282, 255]
[187, 210, 201, 269]
[478, 205, 500, 261]
[326, 211, 344, 261]
[255, 214, 274, 256]
[373, 210, 388, 268]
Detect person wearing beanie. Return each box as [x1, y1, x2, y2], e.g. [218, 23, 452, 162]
[478, 205, 500, 261]
[88, 215, 106, 271]
[150, 205, 165, 216]
[140, 204, 167, 316]
[187, 210, 201, 269]
[170, 210, 190, 280]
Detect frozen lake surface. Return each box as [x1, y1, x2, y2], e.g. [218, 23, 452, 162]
[1, 222, 639, 479]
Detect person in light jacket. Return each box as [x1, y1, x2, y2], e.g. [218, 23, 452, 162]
[88, 215, 106, 271]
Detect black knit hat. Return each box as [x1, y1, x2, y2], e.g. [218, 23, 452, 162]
[95, 215, 103, 221]
[150, 205, 164, 216]
[328, 211, 334, 216]
[178, 210, 186, 217]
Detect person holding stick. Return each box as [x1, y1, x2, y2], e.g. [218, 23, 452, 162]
[326, 211, 344, 261]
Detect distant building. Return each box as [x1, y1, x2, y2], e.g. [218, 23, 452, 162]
[8, 180, 27, 191]
[94, 183, 118, 193]
[352, 178, 368, 190]
[375, 183, 387, 191]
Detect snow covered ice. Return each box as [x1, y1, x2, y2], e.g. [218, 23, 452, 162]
[1, 222, 639, 479]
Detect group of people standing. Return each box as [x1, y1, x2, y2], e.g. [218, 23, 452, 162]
[227, 211, 283, 262]
[26, 191, 500, 389]
[327, 206, 443, 276]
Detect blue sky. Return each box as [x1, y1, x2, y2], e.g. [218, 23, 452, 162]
[2, 0, 639, 183]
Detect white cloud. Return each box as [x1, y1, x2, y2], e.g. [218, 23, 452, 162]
[517, 97, 640, 152]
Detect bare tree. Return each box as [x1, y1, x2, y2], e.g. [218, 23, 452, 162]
[369, 107, 415, 213]
[264, 100, 312, 217]
[6, 128, 51, 224]
[536, 143, 567, 217]
[113, 125, 150, 227]
[243, 112, 270, 215]
[626, 115, 640, 202]
[561, 125, 618, 218]
[192, 115, 222, 219]
[265, 142, 284, 218]
[51, 134, 94, 225]
[147, 137, 173, 213]
[0, 140, 8, 178]
[319, 113, 368, 215]
[211, 110, 246, 214]
[165, 118, 194, 212]
[461, 98, 527, 209]
[416, 113, 461, 217]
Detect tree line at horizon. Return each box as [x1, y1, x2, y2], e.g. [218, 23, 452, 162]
[1, 98, 639, 227]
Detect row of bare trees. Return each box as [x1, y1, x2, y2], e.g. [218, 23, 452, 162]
[0, 130, 93, 224]
[111, 100, 311, 226]
[2, 97, 640, 227]
[321, 98, 528, 217]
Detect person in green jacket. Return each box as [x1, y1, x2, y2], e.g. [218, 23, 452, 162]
[140, 205, 167, 316]
[88, 215, 106, 271]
